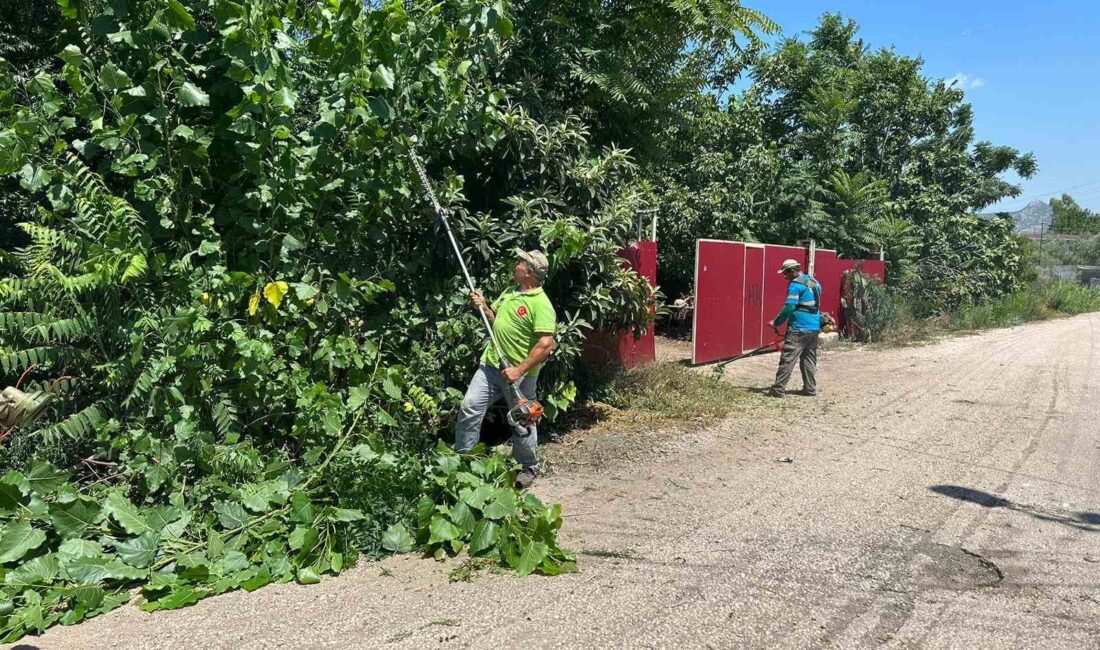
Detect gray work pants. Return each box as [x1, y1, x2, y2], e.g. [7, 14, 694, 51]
[454, 364, 539, 469]
[771, 330, 819, 395]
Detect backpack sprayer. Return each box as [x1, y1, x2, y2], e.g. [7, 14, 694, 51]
[408, 150, 544, 432]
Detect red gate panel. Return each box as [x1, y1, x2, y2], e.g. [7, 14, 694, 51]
[814, 249, 840, 318]
[691, 239, 886, 364]
[615, 242, 657, 367]
[762, 245, 808, 342]
[692, 240, 746, 364]
[859, 259, 885, 281]
[742, 245, 765, 352]
[583, 242, 658, 368]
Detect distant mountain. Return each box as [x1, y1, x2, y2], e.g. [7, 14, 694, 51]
[981, 200, 1052, 234]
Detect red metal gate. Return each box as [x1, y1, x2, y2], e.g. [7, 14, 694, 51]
[692, 240, 885, 364]
[583, 241, 659, 368]
[741, 245, 765, 354]
[692, 240, 746, 364]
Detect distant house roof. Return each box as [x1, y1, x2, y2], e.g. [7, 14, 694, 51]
[1023, 232, 1082, 242]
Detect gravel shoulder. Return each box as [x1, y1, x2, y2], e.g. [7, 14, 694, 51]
[18, 314, 1100, 649]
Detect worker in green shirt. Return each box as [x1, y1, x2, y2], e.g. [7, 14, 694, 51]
[455, 250, 557, 489]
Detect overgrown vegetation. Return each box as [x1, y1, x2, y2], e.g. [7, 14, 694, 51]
[856, 280, 1100, 344]
[0, 0, 656, 639]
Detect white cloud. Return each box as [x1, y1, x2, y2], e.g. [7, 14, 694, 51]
[946, 73, 985, 90]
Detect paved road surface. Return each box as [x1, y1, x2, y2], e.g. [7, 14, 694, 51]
[20, 314, 1100, 649]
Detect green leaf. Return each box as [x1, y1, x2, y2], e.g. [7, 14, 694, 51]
[145, 505, 183, 535]
[296, 566, 321, 585]
[272, 86, 297, 110]
[281, 235, 305, 259]
[146, 586, 200, 611]
[61, 555, 112, 583]
[58, 539, 104, 561]
[0, 521, 47, 563]
[417, 496, 434, 534]
[214, 501, 248, 530]
[105, 492, 150, 535]
[49, 499, 103, 539]
[427, 515, 461, 545]
[26, 461, 70, 493]
[0, 481, 24, 511]
[448, 503, 476, 535]
[367, 97, 392, 121]
[347, 385, 371, 412]
[468, 520, 498, 555]
[71, 584, 105, 609]
[177, 82, 209, 107]
[240, 481, 281, 513]
[217, 550, 250, 574]
[381, 378, 401, 400]
[461, 484, 495, 510]
[482, 490, 518, 520]
[289, 492, 314, 524]
[293, 282, 317, 300]
[371, 64, 395, 90]
[165, 0, 196, 30]
[495, 16, 514, 38]
[241, 568, 272, 592]
[59, 45, 85, 67]
[116, 531, 160, 568]
[7, 554, 59, 587]
[100, 63, 132, 91]
[329, 508, 365, 522]
[288, 526, 318, 553]
[381, 523, 414, 553]
[514, 541, 548, 577]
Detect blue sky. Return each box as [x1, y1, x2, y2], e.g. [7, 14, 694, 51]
[753, 1, 1100, 212]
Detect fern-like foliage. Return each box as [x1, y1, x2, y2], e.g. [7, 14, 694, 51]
[35, 401, 106, 446]
[0, 155, 153, 452]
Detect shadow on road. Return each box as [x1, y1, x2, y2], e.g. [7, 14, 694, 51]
[930, 484, 1100, 532]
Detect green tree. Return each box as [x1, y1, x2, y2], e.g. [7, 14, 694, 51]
[1050, 194, 1100, 234]
[501, 0, 778, 165]
[752, 14, 1036, 308]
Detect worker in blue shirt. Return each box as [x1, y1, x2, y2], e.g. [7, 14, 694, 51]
[767, 259, 822, 397]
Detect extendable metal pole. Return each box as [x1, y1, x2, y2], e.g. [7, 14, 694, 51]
[408, 150, 510, 367]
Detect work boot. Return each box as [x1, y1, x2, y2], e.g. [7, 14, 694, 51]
[766, 387, 785, 398]
[515, 467, 537, 490]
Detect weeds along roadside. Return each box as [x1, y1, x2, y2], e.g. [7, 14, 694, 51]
[857, 280, 1100, 346]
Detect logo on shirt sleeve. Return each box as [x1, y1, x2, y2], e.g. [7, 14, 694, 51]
[516, 305, 528, 318]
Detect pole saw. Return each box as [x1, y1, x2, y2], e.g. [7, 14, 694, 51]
[408, 150, 544, 433]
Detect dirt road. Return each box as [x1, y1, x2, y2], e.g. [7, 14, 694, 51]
[21, 314, 1100, 649]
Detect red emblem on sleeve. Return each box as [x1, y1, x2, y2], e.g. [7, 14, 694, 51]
[516, 305, 528, 317]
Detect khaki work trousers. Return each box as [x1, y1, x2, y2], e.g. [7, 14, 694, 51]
[771, 329, 819, 395]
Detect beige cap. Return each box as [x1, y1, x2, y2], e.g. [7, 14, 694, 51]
[777, 258, 801, 274]
[516, 249, 549, 280]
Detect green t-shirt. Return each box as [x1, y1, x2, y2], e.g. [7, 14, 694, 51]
[481, 287, 557, 375]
